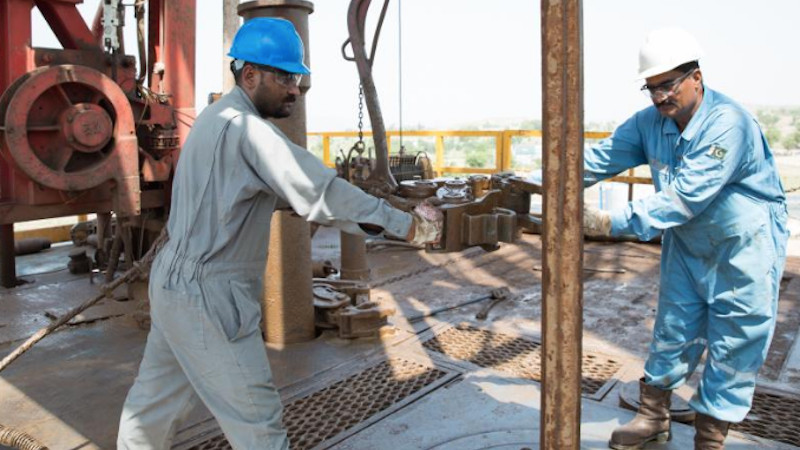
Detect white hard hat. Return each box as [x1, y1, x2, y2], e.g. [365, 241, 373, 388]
[637, 28, 703, 79]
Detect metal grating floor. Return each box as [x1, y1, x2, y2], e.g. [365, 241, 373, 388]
[185, 358, 447, 450]
[422, 324, 621, 396]
[733, 389, 800, 447]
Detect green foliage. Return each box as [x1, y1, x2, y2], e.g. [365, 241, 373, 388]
[443, 136, 493, 169]
[465, 147, 489, 168]
[765, 127, 782, 148]
[757, 110, 780, 127]
[519, 119, 542, 130]
[756, 109, 784, 148]
[782, 128, 800, 150]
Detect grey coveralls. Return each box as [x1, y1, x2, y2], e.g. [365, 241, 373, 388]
[118, 87, 412, 449]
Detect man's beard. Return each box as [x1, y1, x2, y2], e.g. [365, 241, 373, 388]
[254, 82, 295, 119]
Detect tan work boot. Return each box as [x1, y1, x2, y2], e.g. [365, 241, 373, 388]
[609, 378, 672, 449]
[694, 413, 730, 449]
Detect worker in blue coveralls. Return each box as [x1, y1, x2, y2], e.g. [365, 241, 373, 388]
[580, 28, 789, 449]
[117, 18, 442, 449]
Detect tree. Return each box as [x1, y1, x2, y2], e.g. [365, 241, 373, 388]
[782, 122, 800, 150]
[520, 119, 542, 130]
[757, 110, 782, 148]
[782, 132, 800, 150]
[765, 127, 783, 148]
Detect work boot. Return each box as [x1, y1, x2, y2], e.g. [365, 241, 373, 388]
[609, 378, 672, 449]
[693, 413, 730, 450]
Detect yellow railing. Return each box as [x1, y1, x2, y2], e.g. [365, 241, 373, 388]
[309, 129, 633, 177]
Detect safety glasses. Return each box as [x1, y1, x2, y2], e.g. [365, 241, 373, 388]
[253, 64, 303, 88]
[640, 69, 696, 100]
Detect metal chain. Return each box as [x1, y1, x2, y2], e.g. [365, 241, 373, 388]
[357, 84, 365, 148]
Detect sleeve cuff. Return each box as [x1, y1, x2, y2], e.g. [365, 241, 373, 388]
[385, 210, 413, 239]
[609, 207, 631, 236]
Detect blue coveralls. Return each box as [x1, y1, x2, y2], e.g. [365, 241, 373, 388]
[584, 86, 789, 422]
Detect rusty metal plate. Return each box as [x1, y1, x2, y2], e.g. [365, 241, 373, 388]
[733, 388, 800, 447]
[182, 358, 449, 450]
[422, 324, 622, 398]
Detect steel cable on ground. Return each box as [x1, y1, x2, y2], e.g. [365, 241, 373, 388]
[0, 424, 48, 450]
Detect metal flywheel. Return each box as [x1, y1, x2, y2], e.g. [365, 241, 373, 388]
[0, 64, 137, 192]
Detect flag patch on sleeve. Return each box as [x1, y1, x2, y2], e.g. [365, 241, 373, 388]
[707, 144, 728, 160]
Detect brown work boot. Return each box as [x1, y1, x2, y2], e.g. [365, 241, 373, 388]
[609, 378, 672, 449]
[694, 413, 730, 449]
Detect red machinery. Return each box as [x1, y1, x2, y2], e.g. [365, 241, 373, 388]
[0, 0, 196, 287]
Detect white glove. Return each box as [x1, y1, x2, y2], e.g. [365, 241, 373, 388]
[408, 202, 443, 246]
[584, 205, 612, 237]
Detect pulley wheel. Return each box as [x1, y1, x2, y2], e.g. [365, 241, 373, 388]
[1, 64, 136, 191]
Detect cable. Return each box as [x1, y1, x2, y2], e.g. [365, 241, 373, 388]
[397, 0, 404, 154]
[0, 424, 47, 450]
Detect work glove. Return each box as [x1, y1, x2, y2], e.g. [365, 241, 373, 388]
[583, 205, 612, 237]
[408, 202, 443, 246]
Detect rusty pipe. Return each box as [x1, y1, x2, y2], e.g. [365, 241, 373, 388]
[239, 1, 316, 344]
[263, 211, 315, 344]
[166, 0, 196, 149]
[340, 231, 369, 281]
[540, 0, 584, 448]
[0, 224, 16, 288]
[152, 0, 196, 149]
[345, 0, 396, 192]
[239, 0, 314, 146]
[13, 238, 50, 256]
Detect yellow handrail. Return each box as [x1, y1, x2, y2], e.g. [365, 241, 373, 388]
[308, 129, 647, 183]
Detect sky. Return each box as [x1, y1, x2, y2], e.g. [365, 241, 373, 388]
[30, 0, 800, 132]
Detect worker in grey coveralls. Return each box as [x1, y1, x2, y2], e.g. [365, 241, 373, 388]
[117, 18, 441, 449]
[580, 29, 789, 449]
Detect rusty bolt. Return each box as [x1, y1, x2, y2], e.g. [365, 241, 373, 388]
[42, 53, 53, 64]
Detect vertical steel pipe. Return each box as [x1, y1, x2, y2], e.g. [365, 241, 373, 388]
[239, 0, 314, 146]
[0, 225, 15, 288]
[340, 232, 370, 281]
[0, 0, 35, 287]
[540, 0, 584, 449]
[161, 0, 196, 150]
[263, 210, 316, 343]
[147, 0, 163, 93]
[238, 1, 316, 343]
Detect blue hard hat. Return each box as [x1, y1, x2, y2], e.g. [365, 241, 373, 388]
[228, 17, 310, 75]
